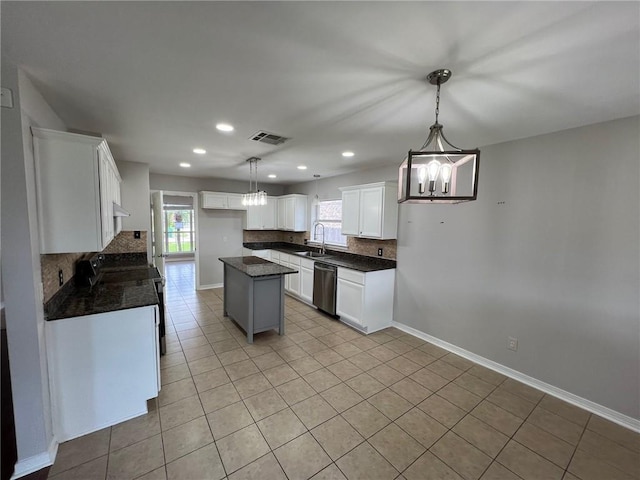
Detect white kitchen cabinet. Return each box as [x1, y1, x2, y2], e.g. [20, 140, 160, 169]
[277, 195, 307, 231]
[279, 253, 291, 290]
[299, 257, 314, 304]
[245, 196, 278, 230]
[32, 127, 123, 253]
[45, 306, 160, 441]
[288, 255, 301, 296]
[200, 191, 247, 210]
[336, 267, 395, 333]
[339, 182, 398, 239]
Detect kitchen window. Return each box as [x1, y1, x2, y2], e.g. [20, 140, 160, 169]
[163, 208, 195, 253]
[312, 199, 347, 247]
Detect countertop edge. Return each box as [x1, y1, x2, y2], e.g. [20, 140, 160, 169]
[242, 243, 396, 272]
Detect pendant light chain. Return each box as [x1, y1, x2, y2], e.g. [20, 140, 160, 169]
[434, 80, 441, 125]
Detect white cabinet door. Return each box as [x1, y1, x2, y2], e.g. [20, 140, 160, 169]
[276, 195, 307, 231]
[341, 189, 360, 236]
[337, 278, 365, 326]
[201, 192, 228, 209]
[46, 306, 159, 441]
[226, 194, 246, 210]
[245, 204, 262, 229]
[300, 266, 314, 303]
[340, 182, 397, 239]
[98, 150, 112, 247]
[359, 186, 384, 238]
[288, 256, 301, 296]
[33, 128, 122, 253]
[246, 197, 277, 229]
[263, 197, 278, 229]
[277, 198, 287, 229]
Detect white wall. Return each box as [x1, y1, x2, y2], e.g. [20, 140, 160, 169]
[197, 209, 244, 288]
[395, 116, 639, 420]
[150, 172, 286, 196]
[284, 164, 398, 228]
[287, 117, 639, 422]
[1, 61, 65, 475]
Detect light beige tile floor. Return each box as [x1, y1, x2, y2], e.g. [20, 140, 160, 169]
[49, 260, 640, 480]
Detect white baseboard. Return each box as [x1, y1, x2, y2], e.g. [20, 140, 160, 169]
[392, 321, 640, 433]
[10, 436, 58, 479]
[196, 283, 223, 290]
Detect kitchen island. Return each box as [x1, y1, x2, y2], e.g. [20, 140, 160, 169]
[219, 256, 297, 343]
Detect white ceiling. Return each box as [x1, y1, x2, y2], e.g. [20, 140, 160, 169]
[3, 2, 639, 185]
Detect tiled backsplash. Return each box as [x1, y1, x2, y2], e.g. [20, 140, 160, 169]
[243, 230, 308, 245]
[41, 252, 85, 303]
[243, 230, 397, 259]
[347, 237, 397, 260]
[41, 231, 148, 303]
[102, 230, 147, 254]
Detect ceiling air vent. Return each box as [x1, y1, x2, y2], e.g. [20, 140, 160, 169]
[250, 131, 289, 146]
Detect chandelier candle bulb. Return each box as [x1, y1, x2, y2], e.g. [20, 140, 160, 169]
[418, 166, 428, 194]
[440, 163, 452, 194]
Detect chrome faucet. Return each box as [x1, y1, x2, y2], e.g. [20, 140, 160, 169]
[313, 222, 326, 255]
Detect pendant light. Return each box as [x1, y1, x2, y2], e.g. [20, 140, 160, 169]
[311, 174, 321, 219]
[398, 69, 480, 204]
[242, 157, 267, 207]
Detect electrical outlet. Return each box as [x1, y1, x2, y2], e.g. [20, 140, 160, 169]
[134, 230, 141, 239]
[377, 248, 383, 256]
[1, 87, 14, 108]
[507, 336, 518, 351]
[58, 269, 64, 286]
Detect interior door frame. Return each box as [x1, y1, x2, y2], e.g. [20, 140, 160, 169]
[150, 190, 200, 290]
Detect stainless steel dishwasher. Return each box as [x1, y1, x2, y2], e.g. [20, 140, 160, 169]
[313, 262, 338, 316]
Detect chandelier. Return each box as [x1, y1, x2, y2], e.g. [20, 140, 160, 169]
[398, 69, 480, 204]
[242, 157, 267, 206]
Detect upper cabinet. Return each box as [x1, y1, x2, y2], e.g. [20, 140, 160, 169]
[32, 128, 123, 254]
[200, 192, 246, 210]
[340, 182, 398, 239]
[245, 196, 278, 230]
[277, 195, 307, 232]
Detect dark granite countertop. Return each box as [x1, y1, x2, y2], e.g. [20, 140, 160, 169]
[45, 280, 159, 320]
[243, 242, 396, 272]
[45, 256, 160, 321]
[220, 256, 298, 278]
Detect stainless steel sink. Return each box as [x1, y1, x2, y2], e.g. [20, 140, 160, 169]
[295, 251, 331, 258]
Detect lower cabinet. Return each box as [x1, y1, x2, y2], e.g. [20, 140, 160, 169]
[299, 258, 314, 304]
[46, 306, 160, 442]
[288, 255, 301, 296]
[336, 267, 395, 333]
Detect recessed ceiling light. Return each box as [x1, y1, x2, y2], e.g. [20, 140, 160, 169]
[216, 123, 234, 132]
[297, 165, 307, 170]
[193, 148, 206, 154]
[180, 162, 191, 168]
[268, 174, 277, 178]
[342, 151, 355, 157]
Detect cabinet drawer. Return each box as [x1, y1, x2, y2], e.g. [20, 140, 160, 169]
[338, 267, 365, 285]
[288, 255, 301, 267]
[300, 258, 314, 270]
[270, 251, 280, 261]
[279, 253, 290, 263]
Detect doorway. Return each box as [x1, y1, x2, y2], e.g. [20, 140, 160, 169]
[151, 191, 198, 294]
